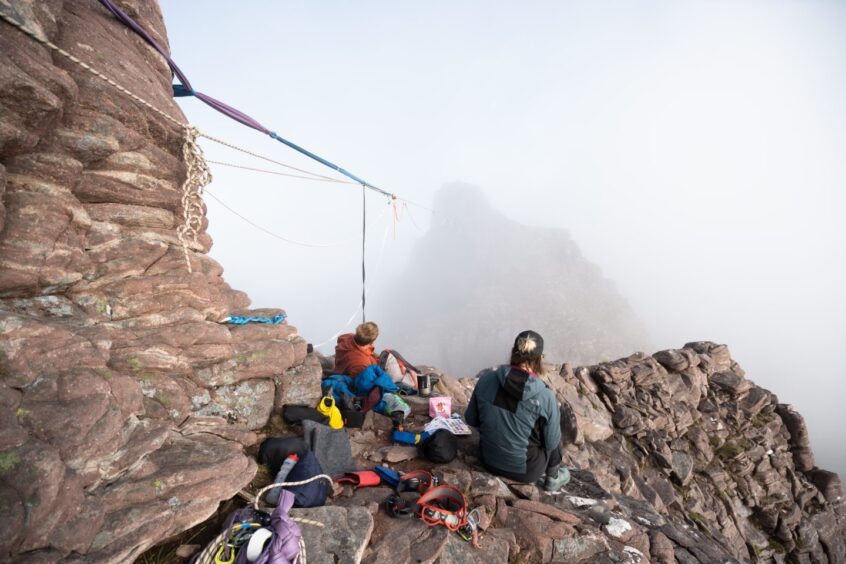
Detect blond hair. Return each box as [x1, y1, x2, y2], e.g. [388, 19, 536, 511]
[510, 331, 544, 374]
[516, 335, 539, 355]
[354, 321, 379, 345]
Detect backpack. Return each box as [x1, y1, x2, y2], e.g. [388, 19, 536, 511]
[419, 429, 458, 463]
[257, 436, 309, 475]
[284, 450, 330, 508]
[379, 349, 421, 387]
[190, 493, 301, 564]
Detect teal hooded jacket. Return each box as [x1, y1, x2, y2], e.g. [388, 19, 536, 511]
[465, 365, 561, 477]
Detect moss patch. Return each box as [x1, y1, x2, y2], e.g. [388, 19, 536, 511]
[767, 538, 786, 554]
[0, 452, 22, 473]
[715, 441, 743, 459]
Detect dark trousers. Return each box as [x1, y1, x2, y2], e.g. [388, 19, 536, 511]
[482, 445, 562, 484]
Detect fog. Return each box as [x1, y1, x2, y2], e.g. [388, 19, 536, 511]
[372, 183, 651, 376]
[160, 1, 846, 478]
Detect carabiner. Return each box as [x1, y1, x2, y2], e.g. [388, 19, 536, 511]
[214, 542, 236, 564]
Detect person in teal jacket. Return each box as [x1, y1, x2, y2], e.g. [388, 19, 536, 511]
[465, 330, 570, 491]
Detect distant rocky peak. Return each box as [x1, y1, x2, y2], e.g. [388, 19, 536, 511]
[376, 183, 650, 376]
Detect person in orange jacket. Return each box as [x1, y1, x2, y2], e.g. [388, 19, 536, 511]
[334, 321, 380, 378]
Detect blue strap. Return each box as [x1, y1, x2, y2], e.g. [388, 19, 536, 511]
[392, 430, 429, 445]
[172, 84, 195, 97]
[374, 466, 401, 487]
[268, 131, 390, 196]
[223, 314, 287, 325]
[97, 0, 392, 200]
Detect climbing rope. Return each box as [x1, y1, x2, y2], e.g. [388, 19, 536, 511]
[253, 474, 333, 513]
[177, 127, 213, 272]
[0, 11, 185, 129]
[97, 0, 395, 199]
[204, 148, 431, 212]
[193, 475, 332, 564]
[0, 11, 210, 273]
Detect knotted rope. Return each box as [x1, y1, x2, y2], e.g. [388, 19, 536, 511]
[0, 11, 212, 274]
[176, 127, 213, 273]
[194, 475, 331, 564]
[253, 474, 332, 564]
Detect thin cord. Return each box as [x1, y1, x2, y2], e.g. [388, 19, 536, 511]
[312, 218, 392, 350]
[404, 202, 427, 233]
[361, 184, 367, 323]
[0, 12, 431, 215]
[199, 132, 344, 181]
[206, 160, 355, 184]
[400, 198, 435, 213]
[205, 189, 348, 248]
[208, 151, 432, 213]
[312, 303, 364, 350]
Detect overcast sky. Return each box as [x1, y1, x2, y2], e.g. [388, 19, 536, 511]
[160, 0, 846, 477]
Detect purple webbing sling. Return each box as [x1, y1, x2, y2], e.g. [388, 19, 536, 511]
[96, 0, 391, 196]
[97, 0, 270, 134]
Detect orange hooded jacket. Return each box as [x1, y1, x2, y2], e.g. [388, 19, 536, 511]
[334, 333, 378, 378]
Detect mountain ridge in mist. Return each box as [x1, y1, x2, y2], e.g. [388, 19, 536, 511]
[375, 183, 650, 376]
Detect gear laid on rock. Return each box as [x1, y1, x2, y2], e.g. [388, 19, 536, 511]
[0, 1, 843, 563]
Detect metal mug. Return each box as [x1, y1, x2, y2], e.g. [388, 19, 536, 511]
[417, 373, 432, 397]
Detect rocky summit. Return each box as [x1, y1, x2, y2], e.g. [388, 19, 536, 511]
[541, 344, 845, 563]
[0, 2, 843, 563]
[300, 341, 845, 563]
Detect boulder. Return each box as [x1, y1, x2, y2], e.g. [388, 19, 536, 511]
[551, 531, 609, 562]
[290, 506, 374, 564]
[275, 362, 323, 408]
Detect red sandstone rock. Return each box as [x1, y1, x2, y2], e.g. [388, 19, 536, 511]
[0, 2, 311, 559]
[1, 1, 844, 562]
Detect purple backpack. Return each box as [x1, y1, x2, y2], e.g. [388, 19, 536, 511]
[192, 490, 302, 564]
[238, 490, 302, 564]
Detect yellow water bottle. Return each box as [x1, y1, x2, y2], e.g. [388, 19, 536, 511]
[317, 396, 344, 429]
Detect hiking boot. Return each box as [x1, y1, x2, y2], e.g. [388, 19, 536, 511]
[390, 411, 405, 430]
[543, 467, 571, 492]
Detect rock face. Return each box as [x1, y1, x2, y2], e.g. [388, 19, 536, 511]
[330, 344, 845, 563]
[2, 3, 844, 563]
[559, 342, 846, 562]
[0, 2, 320, 561]
[374, 184, 650, 377]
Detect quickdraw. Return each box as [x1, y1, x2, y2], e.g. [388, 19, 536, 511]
[458, 507, 483, 548]
[213, 521, 264, 563]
